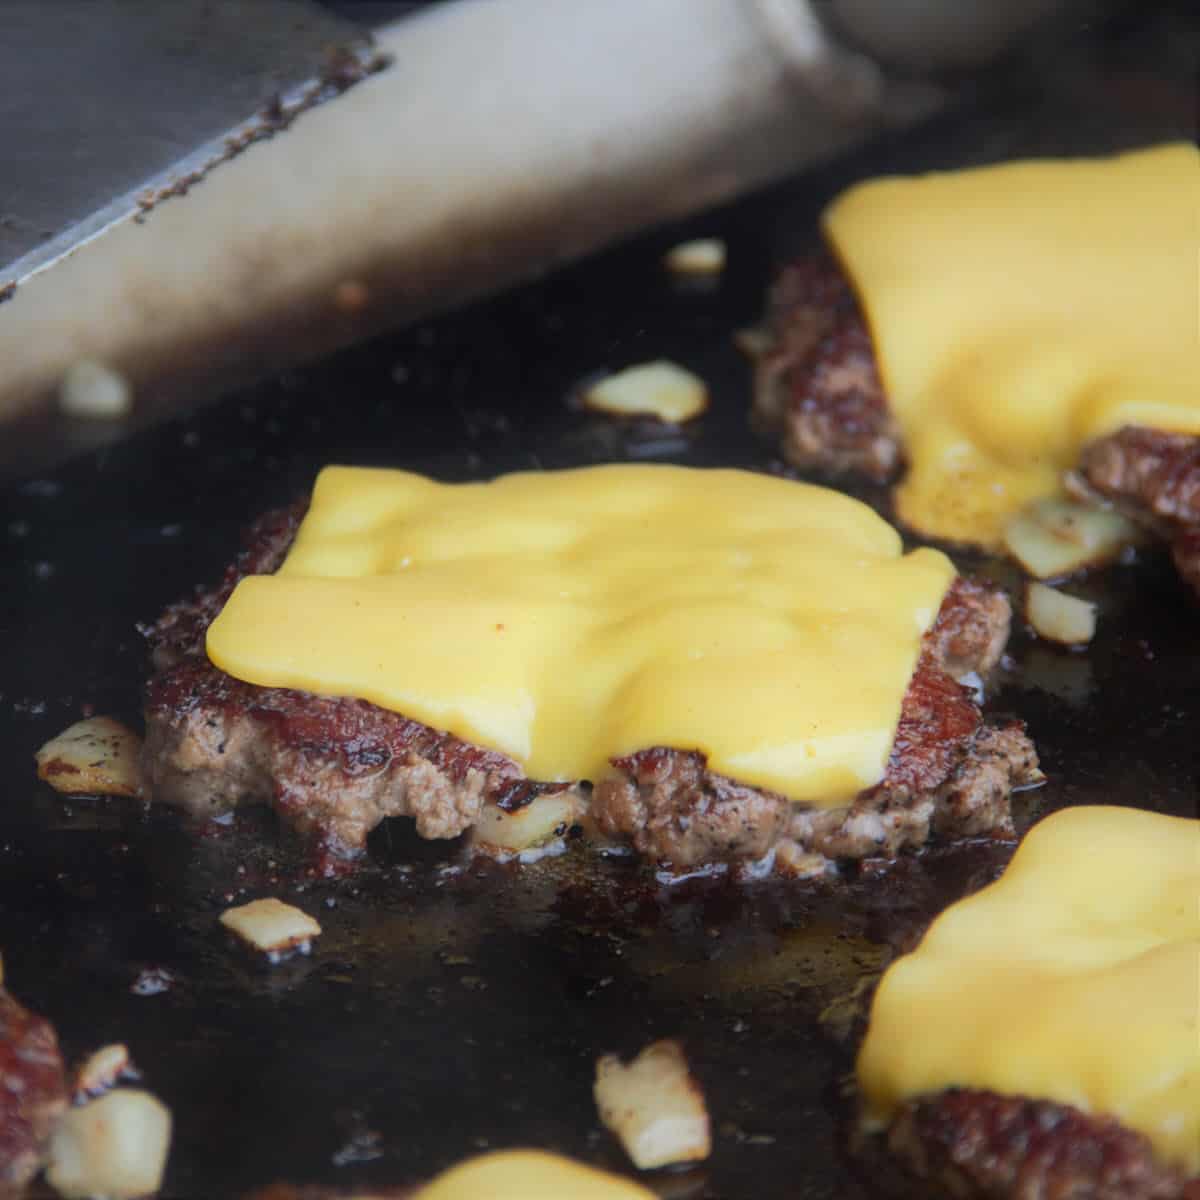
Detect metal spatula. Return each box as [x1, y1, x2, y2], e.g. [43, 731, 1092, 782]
[1, 0, 382, 287]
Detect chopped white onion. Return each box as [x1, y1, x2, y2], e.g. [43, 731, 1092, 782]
[594, 1039, 711, 1170]
[663, 238, 726, 276]
[582, 361, 708, 424]
[46, 1090, 171, 1199]
[1003, 498, 1140, 579]
[219, 898, 322, 958]
[471, 791, 585, 854]
[36, 717, 142, 797]
[1026, 583, 1097, 646]
[59, 360, 133, 420]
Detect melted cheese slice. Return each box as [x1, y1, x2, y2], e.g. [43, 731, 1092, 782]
[824, 142, 1200, 547]
[207, 464, 954, 804]
[415, 1150, 654, 1198]
[857, 806, 1200, 1173]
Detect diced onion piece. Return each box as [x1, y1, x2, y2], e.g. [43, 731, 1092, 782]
[1003, 498, 1140, 579]
[59, 360, 133, 420]
[1026, 583, 1097, 646]
[46, 1090, 171, 1199]
[74, 1044, 132, 1101]
[36, 717, 142, 797]
[594, 1039, 711, 1170]
[582, 361, 707, 423]
[219, 898, 322, 958]
[663, 238, 726, 277]
[732, 327, 772, 359]
[472, 791, 585, 853]
[774, 842, 830, 880]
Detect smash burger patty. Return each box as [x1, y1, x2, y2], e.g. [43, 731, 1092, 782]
[854, 807, 1200, 1200]
[140, 499, 1038, 868]
[753, 252, 1200, 596]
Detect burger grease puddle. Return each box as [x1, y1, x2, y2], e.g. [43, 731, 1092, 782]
[824, 142, 1200, 548]
[857, 806, 1200, 1174]
[207, 463, 955, 805]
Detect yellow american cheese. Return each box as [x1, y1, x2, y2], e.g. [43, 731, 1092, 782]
[857, 805, 1200, 1173]
[414, 1150, 654, 1198]
[824, 142, 1200, 547]
[206, 463, 955, 804]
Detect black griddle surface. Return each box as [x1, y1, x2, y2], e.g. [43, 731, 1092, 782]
[2, 31, 1198, 1197]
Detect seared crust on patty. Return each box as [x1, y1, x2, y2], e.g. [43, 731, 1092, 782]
[1068, 427, 1200, 600]
[753, 254, 901, 482]
[141, 504, 1037, 867]
[875, 1089, 1199, 1200]
[142, 501, 577, 856]
[1072, 428, 1200, 529]
[141, 657, 557, 855]
[0, 989, 68, 1195]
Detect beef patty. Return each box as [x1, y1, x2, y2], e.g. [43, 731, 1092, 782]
[753, 253, 1200, 598]
[868, 1089, 1200, 1200]
[141, 504, 1038, 869]
[1068, 427, 1200, 598]
[0, 988, 67, 1196]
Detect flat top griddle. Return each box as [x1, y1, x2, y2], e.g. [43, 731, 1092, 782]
[2, 18, 1197, 1196]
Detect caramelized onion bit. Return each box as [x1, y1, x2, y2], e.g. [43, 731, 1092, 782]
[73, 1045, 134, 1102]
[36, 717, 142, 797]
[471, 791, 586, 855]
[1003, 498, 1140, 580]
